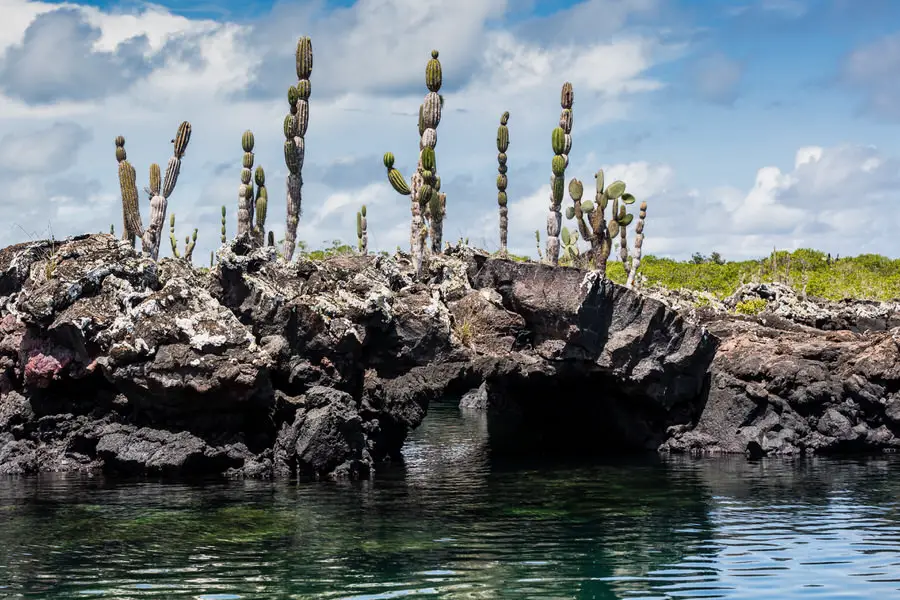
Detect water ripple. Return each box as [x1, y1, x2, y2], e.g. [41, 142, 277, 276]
[0, 406, 899, 598]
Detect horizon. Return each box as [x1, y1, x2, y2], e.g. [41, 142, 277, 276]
[0, 0, 897, 263]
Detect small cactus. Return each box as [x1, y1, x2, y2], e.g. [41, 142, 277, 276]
[626, 201, 647, 288]
[220, 205, 227, 245]
[283, 36, 312, 262]
[546, 82, 573, 266]
[253, 165, 267, 245]
[560, 226, 580, 266]
[535, 229, 543, 262]
[169, 213, 197, 262]
[357, 204, 368, 254]
[497, 111, 510, 256]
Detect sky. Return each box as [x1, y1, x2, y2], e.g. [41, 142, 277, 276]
[0, 0, 898, 263]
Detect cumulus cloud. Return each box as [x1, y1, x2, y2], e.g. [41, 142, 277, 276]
[0, 8, 156, 104]
[0, 122, 91, 173]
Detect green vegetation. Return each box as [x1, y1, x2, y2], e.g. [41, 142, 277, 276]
[603, 249, 900, 302]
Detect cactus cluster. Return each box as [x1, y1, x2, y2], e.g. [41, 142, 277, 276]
[384, 50, 444, 278]
[236, 131, 269, 246]
[115, 121, 191, 260]
[546, 83, 573, 266]
[283, 36, 312, 262]
[497, 111, 510, 255]
[169, 213, 197, 261]
[357, 205, 368, 254]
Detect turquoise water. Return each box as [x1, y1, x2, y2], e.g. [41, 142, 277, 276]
[0, 404, 899, 599]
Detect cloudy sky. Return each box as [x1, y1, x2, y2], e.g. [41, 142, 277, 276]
[0, 0, 897, 262]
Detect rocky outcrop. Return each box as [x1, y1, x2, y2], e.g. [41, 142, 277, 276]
[659, 284, 900, 456]
[4, 233, 894, 477]
[0, 234, 716, 478]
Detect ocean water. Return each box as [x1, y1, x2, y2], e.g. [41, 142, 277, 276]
[0, 404, 898, 599]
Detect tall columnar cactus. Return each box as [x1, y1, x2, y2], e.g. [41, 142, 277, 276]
[237, 130, 255, 237]
[283, 36, 312, 262]
[546, 82, 573, 265]
[624, 200, 646, 288]
[253, 166, 268, 245]
[565, 169, 633, 277]
[357, 204, 368, 254]
[497, 111, 510, 255]
[534, 230, 543, 262]
[220, 205, 227, 245]
[115, 121, 191, 260]
[384, 50, 443, 278]
[268, 230, 275, 247]
[168, 213, 197, 262]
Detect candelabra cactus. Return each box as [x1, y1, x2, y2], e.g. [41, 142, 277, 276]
[283, 36, 312, 262]
[168, 213, 197, 262]
[625, 201, 647, 288]
[237, 130, 255, 237]
[497, 111, 510, 255]
[115, 121, 191, 260]
[384, 50, 443, 278]
[357, 204, 368, 254]
[565, 169, 634, 277]
[547, 82, 573, 266]
[253, 166, 268, 245]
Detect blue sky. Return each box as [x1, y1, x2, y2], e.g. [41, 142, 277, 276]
[0, 0, 898, 262]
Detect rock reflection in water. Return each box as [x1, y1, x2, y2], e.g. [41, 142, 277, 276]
[0, 404, 898, 599]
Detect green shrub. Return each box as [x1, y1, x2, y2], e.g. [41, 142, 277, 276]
[735, 298, 768, 315]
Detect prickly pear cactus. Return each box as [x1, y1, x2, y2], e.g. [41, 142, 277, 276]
[547, 82, 573, 266]
[384, 49, 444, 279]
[283, 36, 312, 263]
[497, 111, 510, 255]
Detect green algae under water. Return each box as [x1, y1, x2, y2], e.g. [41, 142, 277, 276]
[1, 404, 899, 599]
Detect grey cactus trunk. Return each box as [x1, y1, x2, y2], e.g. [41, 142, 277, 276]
[547, 82, 573, 266]
[282, 36, 312, 262]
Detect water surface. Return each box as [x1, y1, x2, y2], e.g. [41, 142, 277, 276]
[1, 404, 899, 599]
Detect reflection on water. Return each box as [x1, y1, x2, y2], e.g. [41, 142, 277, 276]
[0, 403, 899, 599]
